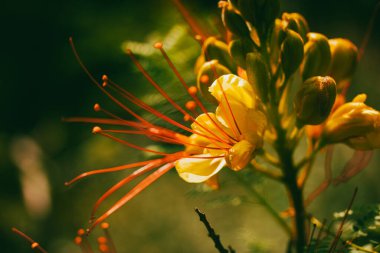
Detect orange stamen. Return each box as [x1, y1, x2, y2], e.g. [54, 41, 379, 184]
[155, 44, 238, 143]
[69, 38, 150, 126]
[106, 78, 232, 147]
[95, 129, 171, 156]
[65, 159, 159, 186]
[90, 158, 169, 217]
[171, 0, 208, 40]
[101, 222, 117, 253]
[11, 228, 48, 253]
[87, 162, 176, 232]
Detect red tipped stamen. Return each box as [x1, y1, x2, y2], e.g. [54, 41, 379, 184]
[69, 38, 150, 126]
[12, 228, 48, 253]
[101, 223, 117, 253]
[155, 44, 238, 143]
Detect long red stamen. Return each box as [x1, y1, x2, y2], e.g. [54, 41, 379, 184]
[101, 128, 227, 150]
[90, 158, 169, 218]
[94, 127, 170, 156]
[65, 159, 158, 186]
[11, 228, 48, 253]
[171, 0, 208, 40]
[215, 76, 242, 138]
[69, 38, 150, 126]
[106, 78, 232, 147]
[87, 162, 176, 232]
[155, 43, 238, 142]
[100, 223, 117, 253]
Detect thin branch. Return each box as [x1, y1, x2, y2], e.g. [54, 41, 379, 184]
[195, 208, 235, 253]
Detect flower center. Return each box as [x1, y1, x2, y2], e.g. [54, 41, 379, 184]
[226, 140, 254, 171]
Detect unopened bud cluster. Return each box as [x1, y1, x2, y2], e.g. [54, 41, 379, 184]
[193, 0, 379, 151]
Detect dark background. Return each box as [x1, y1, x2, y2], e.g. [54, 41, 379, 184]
[1, 0, 379, 252]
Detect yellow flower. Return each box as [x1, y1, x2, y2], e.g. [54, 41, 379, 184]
[176, 74, 267, 182]
[323, 94, 380, 150]
[67, 40, 267, 232]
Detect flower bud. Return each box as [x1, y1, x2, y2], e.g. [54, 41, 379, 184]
[246, 52, 270, 103]
[269, 19, 286, 71]
[282, 12, 309, 41]
[229, 38, 256, 68]
[237, 0, 280, 35]
[203, 37, 236, 72]
[295, 76, 337, 126]
[323, 94, 380, 150]
[222, 4, 251, 38]
[328, 38, 358, 85]
[281, 29, 304, 78]
[197, 60, 231, 104]
[301, 33, 331, 81]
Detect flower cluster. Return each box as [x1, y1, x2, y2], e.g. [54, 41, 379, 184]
[67, 0, 379, 252]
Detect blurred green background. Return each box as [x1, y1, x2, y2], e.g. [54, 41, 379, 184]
[1, 0, 379, 252]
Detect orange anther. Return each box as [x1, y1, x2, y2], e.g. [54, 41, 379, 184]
[102, 75, 108, 82]
[185, 101, 197, 111]
[188, 86, 198, 95]
[183, 114, 191, 122]
[31, 242, 39, 249]
[77, 228, 85, 236]
[200, 75, 210, 84]
[154, 42, 163, 49]
[74, 236, 82, 245]
[97, 236, 107, 244]
[99, 244, 110, 253]
[94, 103, 101, 112]
[92, 126, 102, 134]
[100, 222, 110, 229]
[194, 34, 202, 41]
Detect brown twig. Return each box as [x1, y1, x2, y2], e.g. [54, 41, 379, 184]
[195, 208, 235, 253]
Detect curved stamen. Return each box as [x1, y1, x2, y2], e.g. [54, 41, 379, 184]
[155, 43, 238, 143]
[65, 159, 157, 186]
[87, 162, 176, 232]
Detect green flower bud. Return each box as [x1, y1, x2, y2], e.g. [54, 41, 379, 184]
[222, 4, 250, 38]
[237, 0, 280, 35]
[281, 29, 304, 78]
[203, 37, 236, 72]
[282, 12, 309, 41]
[197, 60, 231, 104]
[295, 76, 336, 126]
[328, 38, 358, 85]
[269, 19, 286, 71]
[246, 52, 270, 103]
[323, 94, 380, 150]
[301, 33, 331, 80]
[229, 38, 256, 68]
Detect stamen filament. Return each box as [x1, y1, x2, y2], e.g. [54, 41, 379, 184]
[11, 228, 48, 253]
[87, 162, 176, 232]
[155, 44, 238, 143]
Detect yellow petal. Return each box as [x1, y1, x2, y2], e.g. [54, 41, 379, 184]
[191, 113, 232, 145]
[209, 74, 257, 109]
[175, 154, 226, 183]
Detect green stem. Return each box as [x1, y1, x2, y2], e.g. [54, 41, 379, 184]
[235, 172, 292, 237]
[273, 111, 306, 253]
